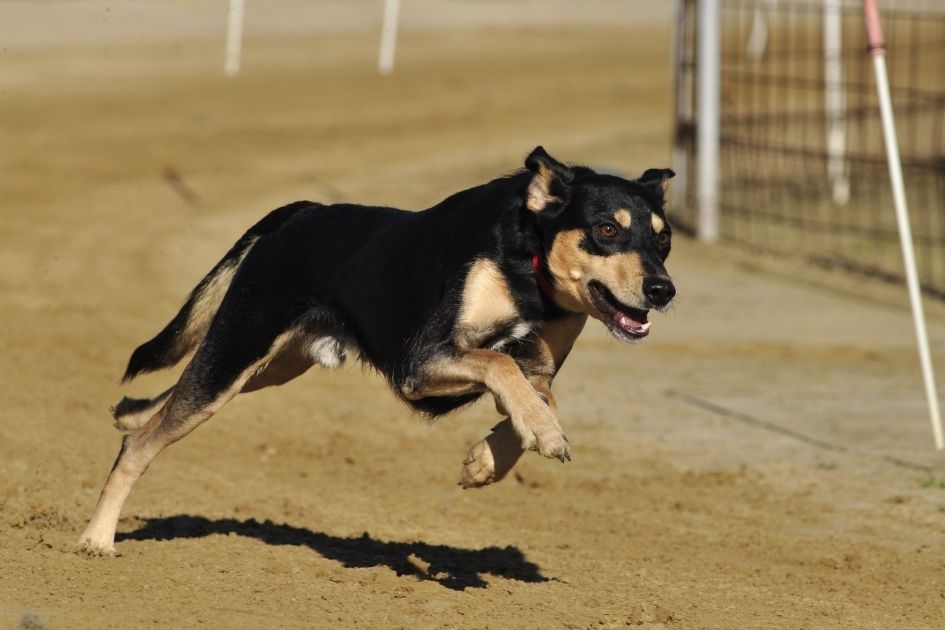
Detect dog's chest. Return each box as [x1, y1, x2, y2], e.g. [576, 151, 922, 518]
[454, 258, 534, 351]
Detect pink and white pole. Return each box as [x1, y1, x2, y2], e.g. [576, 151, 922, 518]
[863, 0, 943, 450]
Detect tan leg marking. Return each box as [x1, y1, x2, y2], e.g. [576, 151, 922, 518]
[405, 349, 567, 460]
[404, 380, 487, 400]
[529, 313, 587, 371]
[241, 335, 316, 393]
[77, 331, 298, 556]
[460, 315, 587, 487]
[112, 387, 174, 433]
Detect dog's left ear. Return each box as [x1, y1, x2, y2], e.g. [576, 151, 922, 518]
[525, 146, 574, 217]
[639, 168, 675, 203]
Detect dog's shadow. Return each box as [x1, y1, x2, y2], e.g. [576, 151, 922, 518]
[117, 515, 549, 591]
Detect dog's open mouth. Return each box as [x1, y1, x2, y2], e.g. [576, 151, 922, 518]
[588, 281, 650, 339]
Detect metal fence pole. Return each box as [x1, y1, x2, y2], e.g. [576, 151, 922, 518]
[824, 0, 850, 205]
[697, 0, 721, 242]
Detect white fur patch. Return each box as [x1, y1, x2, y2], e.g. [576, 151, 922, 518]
[510, 322, 534, 340]
[308, 336, 347, 368]
[489, 322, 534, 352]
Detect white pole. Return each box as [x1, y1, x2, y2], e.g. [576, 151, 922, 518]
[224, 0, 245, 78]
[745, 3, 768, 62]
[746, 0, 777, 62]
[824, 0, 849, 205]
[378, 0, 401, 76]
[863, 0, 944, 450]
[672, 0, 691, 217]
[697, 0, 721, 242]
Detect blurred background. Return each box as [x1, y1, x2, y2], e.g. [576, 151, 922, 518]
[675, 0, 945, 296]
[1, 1, 944, 628]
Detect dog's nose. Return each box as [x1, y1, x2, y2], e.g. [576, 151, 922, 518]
[643, 277, 676, 307]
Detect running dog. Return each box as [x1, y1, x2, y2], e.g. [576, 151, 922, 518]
[78, 147, 676, 556]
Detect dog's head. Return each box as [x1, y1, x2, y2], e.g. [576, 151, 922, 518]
[525, 146, 676, 342]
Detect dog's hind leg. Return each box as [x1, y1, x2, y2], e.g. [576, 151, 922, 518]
[111, 387, 174, 433]
[78, 316, 302, 556]
[460, 418, 525, 488]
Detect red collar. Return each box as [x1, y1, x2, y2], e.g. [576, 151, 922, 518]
[532, 251, 557, 301]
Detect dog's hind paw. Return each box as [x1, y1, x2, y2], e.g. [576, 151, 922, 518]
[459, 418, 526, 489]
[460, 440, 497, 488]
[76, 538, 118, 558]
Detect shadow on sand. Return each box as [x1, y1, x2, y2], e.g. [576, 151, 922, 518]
[117, 514, 549, 590]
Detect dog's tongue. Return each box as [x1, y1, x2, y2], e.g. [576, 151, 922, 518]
[614, 311, 650, 334]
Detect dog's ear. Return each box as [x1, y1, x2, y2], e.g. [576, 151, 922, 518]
[639, 168, 675, 203]
[525, 146, 574, 217]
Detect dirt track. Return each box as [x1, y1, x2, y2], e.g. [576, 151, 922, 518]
[2, 2, 945, 628]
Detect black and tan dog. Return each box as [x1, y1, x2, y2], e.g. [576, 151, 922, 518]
[78, 147, 675, 555]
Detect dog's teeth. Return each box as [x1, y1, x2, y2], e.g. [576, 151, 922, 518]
[640, 322, 651, 332]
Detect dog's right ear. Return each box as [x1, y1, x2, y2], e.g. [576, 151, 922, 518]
[525, 146, 574, 217]
[638, 168, 675, 204]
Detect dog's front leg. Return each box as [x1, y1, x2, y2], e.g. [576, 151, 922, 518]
[403, 349, 569, 461]
[461, 379, 559, 488]
[460, 314, 586, 488]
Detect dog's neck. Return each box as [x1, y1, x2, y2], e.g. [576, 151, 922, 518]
[532, 251, 557, 302]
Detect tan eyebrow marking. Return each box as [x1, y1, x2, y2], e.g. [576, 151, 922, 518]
[613, 209, 632, 228]
[651, 214, 665, 233]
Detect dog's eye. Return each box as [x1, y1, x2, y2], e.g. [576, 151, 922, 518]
[656, 230, 671, 247]
[597, 223, 618, 238]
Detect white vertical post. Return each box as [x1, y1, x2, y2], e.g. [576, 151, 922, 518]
[863, 0, 943, 450]
[745, 2, 768, 62]
[672, 0, 692, 216]
[697, 0, 721, 242]
[224, 0, 245, 78]
[378, 0, 401, 75]
[824, 0, 850, 204]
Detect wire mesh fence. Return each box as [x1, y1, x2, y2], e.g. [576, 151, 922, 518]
[673, 0, 945, 298]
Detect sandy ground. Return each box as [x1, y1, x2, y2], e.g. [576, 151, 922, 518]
[2, 2, 945, 628]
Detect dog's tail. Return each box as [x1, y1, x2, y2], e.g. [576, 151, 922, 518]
[121, 201, 314, 383]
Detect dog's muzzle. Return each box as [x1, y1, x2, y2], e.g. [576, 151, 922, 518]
[642, 277, 676, 309]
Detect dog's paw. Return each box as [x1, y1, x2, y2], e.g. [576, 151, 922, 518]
[517, 405, 570, 462]
[459, 418, 527, 488]
[460, 439, 497, 488]
[76, 538, 118, 557]
[533, 426, 571, 462]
